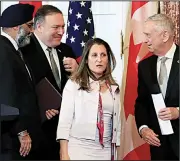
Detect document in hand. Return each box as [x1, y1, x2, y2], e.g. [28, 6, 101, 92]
[35, 77, 62, 122]
[1, 104, 19, 121]
[151, 93, 174, 135]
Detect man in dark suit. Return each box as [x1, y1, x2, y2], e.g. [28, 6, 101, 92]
[20, 5, 78, 160]
[135, 14, 179, 160]
[0, 4, 43, 160]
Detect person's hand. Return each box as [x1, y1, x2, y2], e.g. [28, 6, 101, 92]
[158, 107, 179, 121]
[18, 132, 32, 157]
[46, 109, 59, 120]
[140, 127, 161, 147]
[63, 57, 78, 73]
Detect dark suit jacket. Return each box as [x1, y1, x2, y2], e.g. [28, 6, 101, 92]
[0, 35, 42, 158]
[135, 45, 179, 157]
[20, 33, 76, 159]
[21, 34, 76, 94]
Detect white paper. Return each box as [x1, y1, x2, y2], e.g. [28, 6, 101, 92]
[151, 93, 174, 135]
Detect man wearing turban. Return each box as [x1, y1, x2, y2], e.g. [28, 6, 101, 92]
[0, 3, 43, 160]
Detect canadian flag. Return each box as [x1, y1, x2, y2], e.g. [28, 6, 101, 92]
[19, 1, 42, 16]
[118, 1, 158, 160]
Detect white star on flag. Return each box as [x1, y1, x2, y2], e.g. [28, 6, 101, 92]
[83, 29, 88, 36]
[80, 41, 85, 47]
[80, 1, 86, 7]
[66, 1, 95, 62]
[76, 12, 82, 19]
[73, 24, 80, 31]
[66, 33, 68, 39]
[70, 36, 75, 43]
[86, 17, 91, 24]
[69, 8, 73, 15]
[67, 20, 70, 27]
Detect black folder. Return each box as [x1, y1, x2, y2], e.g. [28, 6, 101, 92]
[35, 77, 62, 122]
[1, 104, 19, 121]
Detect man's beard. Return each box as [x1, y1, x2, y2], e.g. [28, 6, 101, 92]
[16, 26, 31, 47]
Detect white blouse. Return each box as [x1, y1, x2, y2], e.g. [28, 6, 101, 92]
[56, 78, 121, 146]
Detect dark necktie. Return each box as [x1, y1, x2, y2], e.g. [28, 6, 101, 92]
[46, 47, 61, 89]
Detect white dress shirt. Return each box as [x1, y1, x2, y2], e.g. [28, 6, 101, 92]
[34, 33, 61, 81]
[139, 43, 176, 133]
[156, 43, 176, 80]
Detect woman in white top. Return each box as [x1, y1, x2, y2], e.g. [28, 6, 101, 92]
[56, 38, 121, 160]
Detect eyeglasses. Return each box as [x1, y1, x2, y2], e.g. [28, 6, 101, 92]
[26, 22, 34, 29]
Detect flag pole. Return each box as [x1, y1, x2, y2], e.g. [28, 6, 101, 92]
[120, 30, 124, 59]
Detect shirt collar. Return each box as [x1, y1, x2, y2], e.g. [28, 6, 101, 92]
[89, 77, 95, 84]
[1, 31, 18, 50]
[157, 43, 176, 62]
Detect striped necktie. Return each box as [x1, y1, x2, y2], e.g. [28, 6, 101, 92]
[159, 57, 168, 97]
[47, 47, 61, 89]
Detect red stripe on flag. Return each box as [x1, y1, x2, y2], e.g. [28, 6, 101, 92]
[124, 1, 152, 119]
[124, 34, 141, 118]
[76, 56, 82, 64]
[19, 1, 42, 17]
[122, 1, 158, 160]
[131, 1, 148, 16]
[124, 143, 150, 160]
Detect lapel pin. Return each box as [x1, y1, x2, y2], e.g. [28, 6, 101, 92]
[177, 60, 179, 63]
[58, 49, 61, 53]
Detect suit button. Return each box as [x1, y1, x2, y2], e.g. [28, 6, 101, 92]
[114, 128, 116, 131]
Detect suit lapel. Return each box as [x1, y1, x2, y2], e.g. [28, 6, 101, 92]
[31, 34, 58, 85]
[165, 46, 179, 99]
[31, 34, 50, 70]
[149, 55, 162, 94]
[15, 50, 32, 83]
[56, 47, 68, 93]
[31, 34, 62, 91]
[2, 36, 33, 85]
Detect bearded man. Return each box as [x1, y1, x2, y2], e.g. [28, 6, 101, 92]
[0, 3, 43, 160]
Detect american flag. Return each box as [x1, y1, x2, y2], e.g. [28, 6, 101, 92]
[66, 1, 95, 62]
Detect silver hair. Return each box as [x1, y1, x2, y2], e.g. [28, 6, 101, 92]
[146, 14, 175, 36]
[15, 26, 31, 47]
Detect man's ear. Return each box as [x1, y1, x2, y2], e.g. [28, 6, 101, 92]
[13, 26, 19, 31]
[36, 23, 43, 33]
[162, 30, 170, 43]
